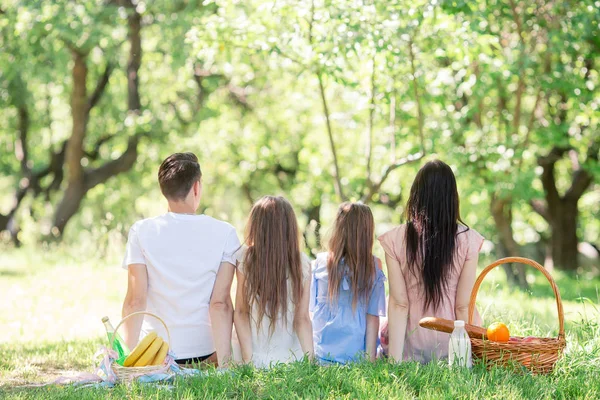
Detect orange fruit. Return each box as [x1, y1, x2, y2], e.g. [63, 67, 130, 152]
[487, 322, 510, 342]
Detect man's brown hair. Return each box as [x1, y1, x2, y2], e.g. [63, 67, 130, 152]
[158, 152, 202, 200]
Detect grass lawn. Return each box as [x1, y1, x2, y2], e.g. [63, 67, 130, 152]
[1, 247, 599, 399]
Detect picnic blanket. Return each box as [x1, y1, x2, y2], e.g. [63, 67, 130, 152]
[28, 346, 213, 389]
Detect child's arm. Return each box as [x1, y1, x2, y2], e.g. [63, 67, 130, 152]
[233, 269, 253, 363]
[385, 254, 409, 362]
[365, 257, 385, 362]
[209, 262, 236, 367]
[365, 315, 379, 361]
[294, 263, 314, 359]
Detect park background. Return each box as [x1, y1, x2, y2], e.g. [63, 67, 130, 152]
[1, 0, 599, 398]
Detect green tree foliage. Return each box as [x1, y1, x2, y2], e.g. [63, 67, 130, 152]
[0, 0, 598, 272]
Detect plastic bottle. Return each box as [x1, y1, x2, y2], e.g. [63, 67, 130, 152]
[102, 316, 130, 365]
[448, 320, 472, 368]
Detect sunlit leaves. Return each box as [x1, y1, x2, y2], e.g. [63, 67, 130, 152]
[1, 0, 598, 250]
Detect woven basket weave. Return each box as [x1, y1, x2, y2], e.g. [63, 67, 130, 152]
[468, 257, 566, 374]
[110, 311, 172, 381]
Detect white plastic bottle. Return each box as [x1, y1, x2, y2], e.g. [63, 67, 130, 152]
[448, 320, 472, 368]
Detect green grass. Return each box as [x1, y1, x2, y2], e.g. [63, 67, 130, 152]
[1, 247, 599, 399]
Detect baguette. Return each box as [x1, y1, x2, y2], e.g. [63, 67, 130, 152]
[419, 317, 487, 339]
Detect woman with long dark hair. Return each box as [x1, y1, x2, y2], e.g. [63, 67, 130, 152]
[379, 160, 484, 363]
[232, 196, 314, 367]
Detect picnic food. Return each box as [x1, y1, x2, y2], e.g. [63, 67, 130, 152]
[109, 312, 174, 381]
[419, 317, 488, 339]
[123, 331, 158, 367]
[134, 336, 164, 367]
[522, 336, 542, 343]
[468, 258, 565, 373]
[487, 322, 510, 342]
[151, 341, 170, 366]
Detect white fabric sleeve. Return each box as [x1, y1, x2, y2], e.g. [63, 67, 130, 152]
[221, 228, 242, 265]
[233, 245, 247, 272]
[301, 253, 312, 282]
[122, 222, 146, 269]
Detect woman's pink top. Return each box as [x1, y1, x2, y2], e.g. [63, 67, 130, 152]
[378, 224, 484, 363]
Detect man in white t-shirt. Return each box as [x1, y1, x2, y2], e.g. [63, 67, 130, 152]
[121, 152, 240, 366]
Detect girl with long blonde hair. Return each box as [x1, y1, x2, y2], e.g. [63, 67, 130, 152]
[311, 202, 386, 364]
[233, 196, 314, 367]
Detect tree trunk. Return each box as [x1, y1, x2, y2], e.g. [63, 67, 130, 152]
[533, 146, 595, 271]
[548, 199, 580, 271]
[1, 141, 67, 240]
[52, 51, 89, 234]
[1, 98, 67, 244]
[127, 9, 142, 112]
[490, 195, 529, 290]
[52, 7, 143, 236]
[52, 183, 86, 235]
[66, 51, 88, 185]
[54, 137, 138, 235]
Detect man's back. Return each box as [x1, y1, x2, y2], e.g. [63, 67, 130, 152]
[123, 212, 239, 359]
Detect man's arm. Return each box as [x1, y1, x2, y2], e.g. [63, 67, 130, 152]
[209, 261, 236, 367]
[122, 264, 148, 349]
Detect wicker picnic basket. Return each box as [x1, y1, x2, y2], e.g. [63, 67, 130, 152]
[110, 311, 172, 381]
[468, 257, 566, 374]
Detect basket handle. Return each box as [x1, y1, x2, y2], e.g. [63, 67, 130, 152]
[110, 311, 171, 349]
[467, 257, 565, 339]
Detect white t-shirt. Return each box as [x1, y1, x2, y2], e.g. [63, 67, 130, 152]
[122, 212, 240, 359]
[232, 246, 311, 368]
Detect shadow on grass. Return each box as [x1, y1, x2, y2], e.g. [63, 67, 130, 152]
[0, 338, 104, 389]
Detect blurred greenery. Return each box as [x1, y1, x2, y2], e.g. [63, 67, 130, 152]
[1, 3, 599, 395]
[0, 0, 599, 273]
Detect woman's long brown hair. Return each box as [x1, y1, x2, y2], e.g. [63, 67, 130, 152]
[242, 196, 303, 335]
[327, 202, 376, 310]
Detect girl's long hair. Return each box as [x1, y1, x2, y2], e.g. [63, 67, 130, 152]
[242, 196, 303, 335]
[327, 202, 376, 310]
[405, 160, 468, 311]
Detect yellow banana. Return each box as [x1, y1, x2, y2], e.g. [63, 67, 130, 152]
[150, 341, 169, 366]
[123, 331, 158, 367]
[133, 336, 163, 367]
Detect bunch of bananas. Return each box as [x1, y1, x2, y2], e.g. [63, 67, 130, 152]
[123, 332, 169, 367]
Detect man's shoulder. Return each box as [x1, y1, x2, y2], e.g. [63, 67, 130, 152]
[127, 217, 150, 232]
[129, 214, 237, 237]
[200, 215, 236, 232]
[129, 215, 168, 230]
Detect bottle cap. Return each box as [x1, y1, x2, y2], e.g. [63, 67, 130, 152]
[101, 316, 109, 323]
[454, 320, 465, 327]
